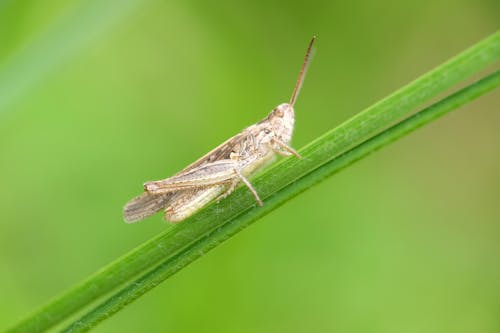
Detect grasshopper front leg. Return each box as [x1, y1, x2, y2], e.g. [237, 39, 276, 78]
[271, 137, 302, 159]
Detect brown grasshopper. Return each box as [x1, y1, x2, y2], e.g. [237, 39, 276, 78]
[124, 36, 316, 223]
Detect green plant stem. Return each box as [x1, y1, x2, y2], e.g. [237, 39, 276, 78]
[6, 31, 499, 333]
[61, 70, 500, 332]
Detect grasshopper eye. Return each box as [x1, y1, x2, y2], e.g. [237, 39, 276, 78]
[264, 128, 271, 134]
[274, 108, 284, 117]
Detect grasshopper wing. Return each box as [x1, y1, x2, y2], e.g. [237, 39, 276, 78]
[181, 133, 244, 171]
[123, 192, 175, 223]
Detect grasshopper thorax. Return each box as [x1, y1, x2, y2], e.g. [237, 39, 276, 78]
[269, 102, 295, 144]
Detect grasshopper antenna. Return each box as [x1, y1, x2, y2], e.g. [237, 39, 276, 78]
[289, 36, 316, 107]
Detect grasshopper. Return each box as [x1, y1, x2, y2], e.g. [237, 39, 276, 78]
[124, 36, 315, 223]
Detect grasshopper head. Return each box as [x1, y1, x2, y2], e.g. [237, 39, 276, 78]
[269, 103, 295, 143]
[264, 36, 315, 145]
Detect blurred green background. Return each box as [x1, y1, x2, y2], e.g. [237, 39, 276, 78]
[1, 0, 499, 332]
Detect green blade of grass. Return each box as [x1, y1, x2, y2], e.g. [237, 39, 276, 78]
[60, 70, 500, 332]
[5, 31, 499, 333]
[65, 70, 500, 331]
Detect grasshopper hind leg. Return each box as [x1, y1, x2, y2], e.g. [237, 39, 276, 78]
[164, 185, 227, 222]
[160, 168, 264, 223]
[216, 178, 239, 203]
